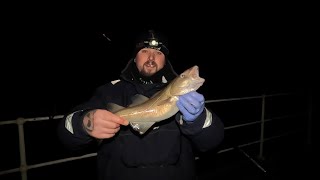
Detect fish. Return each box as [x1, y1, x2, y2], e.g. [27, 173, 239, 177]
[106, 65, 205, 135]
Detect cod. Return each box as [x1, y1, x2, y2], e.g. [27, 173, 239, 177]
[107, 65, 205, 135]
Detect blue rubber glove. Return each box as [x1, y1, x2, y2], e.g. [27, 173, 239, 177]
[176, 91, 205, 122]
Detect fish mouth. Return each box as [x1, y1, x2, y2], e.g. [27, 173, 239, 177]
[190, 65, 200, 76]
[192, 79, 205, 89]
[183, 78, 205, 93]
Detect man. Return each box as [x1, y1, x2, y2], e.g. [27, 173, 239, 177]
[57, 29, 224, 180]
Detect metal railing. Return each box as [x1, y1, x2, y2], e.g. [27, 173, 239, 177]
[0, 92, 309, 180]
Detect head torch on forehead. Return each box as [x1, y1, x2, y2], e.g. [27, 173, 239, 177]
[143, 38, 163, 50]
[135, 30, 169, 55]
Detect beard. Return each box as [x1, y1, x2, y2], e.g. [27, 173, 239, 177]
[139, 60, 158, 77]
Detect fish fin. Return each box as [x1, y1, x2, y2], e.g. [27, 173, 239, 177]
[130, 121, 155, 135]
[106, 103, 125, 113]
[129, 94, 149, 107]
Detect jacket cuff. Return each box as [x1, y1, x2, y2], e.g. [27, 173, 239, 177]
[176, 108, 211, 135]
[65, 110, 91, 137]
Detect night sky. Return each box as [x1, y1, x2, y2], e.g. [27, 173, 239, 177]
[2, 10, 315, 121]
[0, 6, 316, 180]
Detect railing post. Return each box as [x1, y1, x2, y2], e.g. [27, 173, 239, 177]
[17, 118, 28, 180]
[306, 88, 313, 149]
[258, 94, 266, 160]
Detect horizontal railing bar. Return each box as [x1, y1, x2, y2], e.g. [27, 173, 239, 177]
[0, 93, 295, 126]
[0, 120, 17, 125]
[0, 168, 20, 176]
[205, 92, 292, 103]
[25, 115, 64, 122]
[0, 115, 64, 125]
[206, 96, 262, 103]
[0, 153, 97, 175]
[28, 153, 97, 170]
[217, 131, 296, 154]
[225, 114, 298, 130]
[0, 92, 300, 179]
[0, 131, 299, 176]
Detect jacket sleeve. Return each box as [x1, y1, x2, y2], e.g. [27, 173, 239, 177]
[57, 84, 112, 154]
[57, 110, 97, 154]
[175, 107, 224, 152]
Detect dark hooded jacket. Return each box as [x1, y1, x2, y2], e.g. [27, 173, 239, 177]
[57, 59, 224, 180]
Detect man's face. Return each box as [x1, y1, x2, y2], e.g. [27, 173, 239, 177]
[135, 48, 166, 77]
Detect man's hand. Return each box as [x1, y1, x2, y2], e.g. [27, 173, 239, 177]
[83, 109, 129, 139]
[177, 91, 205, 122]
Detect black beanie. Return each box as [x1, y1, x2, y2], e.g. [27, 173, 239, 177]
[133, 29, 169, 57]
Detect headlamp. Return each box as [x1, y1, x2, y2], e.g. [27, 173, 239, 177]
[144, 38, 162, 48]
[150, 39, 158, 46]
[134, 30, 169, 56]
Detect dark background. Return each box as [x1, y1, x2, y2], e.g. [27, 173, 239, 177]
[0, 5, 316, 179]
[2, 10, 315, 120]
